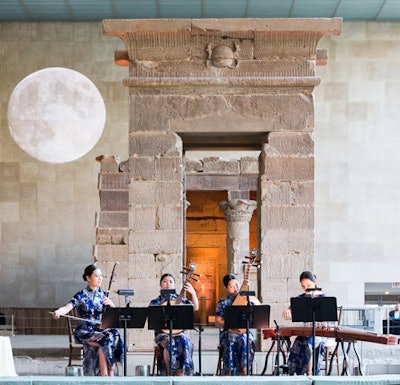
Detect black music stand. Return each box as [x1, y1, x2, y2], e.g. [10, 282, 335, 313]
[224, 304, 271, 375]
[148, 304, 194, 375]
[101, 307, 148, 376]
[290, 296, 337, 375]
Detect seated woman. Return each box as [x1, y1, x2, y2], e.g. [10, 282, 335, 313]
[149, 273, 199, 376]
[53, 264, 124, 376]
[283, 270, 327, 376]
[215, 274, 255, 375]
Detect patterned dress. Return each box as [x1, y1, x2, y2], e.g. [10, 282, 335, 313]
[215, 294, 255, 375]
[150, 293, 194, 375]
[287, 293, 327, 376]
[69, 286, 124, 376]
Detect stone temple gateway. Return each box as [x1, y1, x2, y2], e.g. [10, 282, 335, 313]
[97, 18, 342, 350]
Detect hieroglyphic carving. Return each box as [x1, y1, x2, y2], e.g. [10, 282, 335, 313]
[129, 93, 314, 132]
[104, 19, 341, 79]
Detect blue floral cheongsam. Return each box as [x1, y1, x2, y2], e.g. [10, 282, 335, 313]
[215, 294, 255, 375]
[287, 293, 327, 376]
[69, 286, 124, 376]
[150, 293, 194, 375]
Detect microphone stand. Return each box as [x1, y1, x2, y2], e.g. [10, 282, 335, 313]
[305, 287, 322, 376]
[193, 324, 204, 375]
[117, 289, 134, 376]
[161, 289, 176, 376]
[273, 320, 281, 375]
[240, 291, 255, 376]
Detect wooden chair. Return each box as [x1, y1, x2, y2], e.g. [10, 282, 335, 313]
[216, 343, 253, 375]
[66, 315, 84, 367]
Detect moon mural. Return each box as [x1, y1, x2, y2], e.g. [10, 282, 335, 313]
[8, 67, 106, 163]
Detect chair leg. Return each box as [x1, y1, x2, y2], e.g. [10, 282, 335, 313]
[152, 345, 170, 376]
[216, 345, 222, 375]
[152, 346, 158, 376]
[335, 350, 340, 375]
[68, 346, 72, 367]
[324, 344, 341, 376]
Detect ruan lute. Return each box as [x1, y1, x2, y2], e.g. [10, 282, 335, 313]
[161, 263, 200, 335]
[230, 249, 261, 334]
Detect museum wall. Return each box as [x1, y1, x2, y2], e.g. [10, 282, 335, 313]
[0, 21, 399, 310]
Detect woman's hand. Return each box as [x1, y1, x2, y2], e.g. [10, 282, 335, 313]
[52, 310, 60, 320]
[103, 296, 115, 308]
[184, 282, 199, 311]
[282, 308, 292, 320]
[183, 282, 196, 295]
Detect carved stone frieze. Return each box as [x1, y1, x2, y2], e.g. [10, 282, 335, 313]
[130, 93, 314, 132]
[103, 18, 342, 80]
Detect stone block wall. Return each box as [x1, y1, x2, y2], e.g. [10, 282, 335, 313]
[0, 22, 129, 309]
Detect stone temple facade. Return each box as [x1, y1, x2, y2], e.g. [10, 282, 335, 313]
[94, 18, 342, 350]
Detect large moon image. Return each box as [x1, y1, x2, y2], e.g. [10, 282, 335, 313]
[8, 67, 106, 163]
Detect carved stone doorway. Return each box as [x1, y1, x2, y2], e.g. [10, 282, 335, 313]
[186, 189, 258, 324]
[99, 18, 342, 350]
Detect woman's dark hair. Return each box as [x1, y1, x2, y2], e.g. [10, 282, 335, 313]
[223, 273, 237, 288]
[160, 273, 175, 283]
[82, 264, 99, 281]
[299, 270, 316, 282]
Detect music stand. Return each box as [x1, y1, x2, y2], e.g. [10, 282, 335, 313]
[290, 296, 337, 375]
[224, 304, 271, 375]
[101, 307, 148, 376]
[148, 304, 194, 375]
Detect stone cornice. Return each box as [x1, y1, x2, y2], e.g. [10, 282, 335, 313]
[103, 18, 342, 80]
[103, 18, 342, 35]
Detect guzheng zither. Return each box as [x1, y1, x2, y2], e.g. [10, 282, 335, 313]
[263, 325, 399, 345]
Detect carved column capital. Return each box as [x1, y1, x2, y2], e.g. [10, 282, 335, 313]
[219, 199, 257, 223]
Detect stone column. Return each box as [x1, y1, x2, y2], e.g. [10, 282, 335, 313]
[128, 131, 184, 297]
[258, 132, 315, 323]
[219, 199, 257, 282]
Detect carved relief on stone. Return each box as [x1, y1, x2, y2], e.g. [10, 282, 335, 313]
[206, 42, 240, 69]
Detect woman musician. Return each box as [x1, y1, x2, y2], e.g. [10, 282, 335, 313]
[149, 273, 199, 376]
[282, 270, 327, 376]
[215, 273, 256, 375]
[52, 264, 124, 376]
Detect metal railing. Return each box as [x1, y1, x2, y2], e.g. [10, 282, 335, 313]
[341, 306, 400, 335]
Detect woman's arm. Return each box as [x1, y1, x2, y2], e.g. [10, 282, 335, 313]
[215, 315, 224, 328]
[52, 302, 73, 319]
[184, 282, 199, 311]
